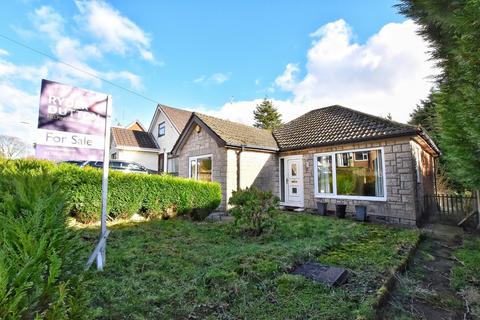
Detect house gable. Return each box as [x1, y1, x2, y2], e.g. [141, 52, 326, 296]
[171, 114, 226, 155]
[148, 104, 192, 153]
[125, 120, 146, 132]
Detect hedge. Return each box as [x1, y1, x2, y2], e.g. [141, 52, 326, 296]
[0, 164, 89, 319]
[0, 159, 222, 223]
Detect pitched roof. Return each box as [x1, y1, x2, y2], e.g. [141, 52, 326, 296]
[111, 127, 159, 149]
[159, 104, 192, 133]
[273, 105, 420, 151]
[125, 120, 146, 132]
[194, 113, 279, 151]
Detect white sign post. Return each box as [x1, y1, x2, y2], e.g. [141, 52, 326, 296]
[87, 96, 112, 271]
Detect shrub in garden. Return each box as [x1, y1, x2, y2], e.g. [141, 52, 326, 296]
[228, 187, 279, 235]
[0, 166, 89, 319]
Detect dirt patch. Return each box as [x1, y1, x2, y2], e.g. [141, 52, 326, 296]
[379, 227, 472, 319]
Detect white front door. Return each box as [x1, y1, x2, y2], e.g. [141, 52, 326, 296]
[284, 157, 304, 207]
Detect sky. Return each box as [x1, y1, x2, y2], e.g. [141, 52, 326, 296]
[0, 0, 438, 146]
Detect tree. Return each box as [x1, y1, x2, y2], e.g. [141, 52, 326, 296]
[398, 0, 480, 190]
[0, 135, 28, 159]
[408, 92, 440, 141]
[253, 99, 282, 130]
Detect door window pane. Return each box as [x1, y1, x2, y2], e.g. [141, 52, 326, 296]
[316, 155, 333, 194]
[291, 163, 297, 176]
[336, 150, 384, 197]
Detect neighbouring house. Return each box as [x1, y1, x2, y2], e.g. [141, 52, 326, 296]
[110, 120, 161, 171]
[148, 104, 192, 174]
[171, 105, 440, 226]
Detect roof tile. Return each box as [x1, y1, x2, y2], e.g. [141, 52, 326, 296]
[195, 113, 279, 150]
[273, 105, 418, 150]
[160, 104, 192, 133]
[111, 127, 158, 149]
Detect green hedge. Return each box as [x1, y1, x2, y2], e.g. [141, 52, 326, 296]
[0, 159, 222, 223]
[0, 166, 89, 319]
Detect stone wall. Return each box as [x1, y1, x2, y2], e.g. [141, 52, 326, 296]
[411, 140, 436, 220]
[237, 150, 279, 194]
[280, 137, 420, 225]
[177, 127, 228, 210]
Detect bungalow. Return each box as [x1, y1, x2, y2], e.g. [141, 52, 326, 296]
[171, 105, 440, 226]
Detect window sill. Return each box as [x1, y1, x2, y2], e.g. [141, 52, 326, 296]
[314, 194, 387, 202]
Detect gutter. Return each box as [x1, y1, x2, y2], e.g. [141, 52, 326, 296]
[236, 145, 245, 191]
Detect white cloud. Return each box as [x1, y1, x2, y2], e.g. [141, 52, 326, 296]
[0, 82, 38, 151]
[275, 63, 299, 91]
[0, 49, 9, 56]
[0, 59, 48, 83]
[198, 19, 438, 125]
[27, 5, 143, 89]
[210, 73, 229, 84]
[103, 71, 142, 90]
[193, 75, 206, 83]
[193, 73, 229, 85]
[32, 6, 65, 40]
[75, 0, 155, 62]
[279, 19, 439, 122]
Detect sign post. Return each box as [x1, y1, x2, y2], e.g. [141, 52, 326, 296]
[98, 96, 112, 270]
[35, 79, 112, 270]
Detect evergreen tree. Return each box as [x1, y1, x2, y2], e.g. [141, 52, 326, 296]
[408, 92, 440, 141]
[253, 99, 282, 130]
[398, 0, 480, 190]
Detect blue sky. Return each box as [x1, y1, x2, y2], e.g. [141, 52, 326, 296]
[0, 0, 437, 143]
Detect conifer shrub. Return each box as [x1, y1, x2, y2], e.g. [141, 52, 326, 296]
[0, 166, 89, 319]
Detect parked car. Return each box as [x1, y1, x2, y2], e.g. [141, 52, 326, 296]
[61, 160, 88, 166]
[61, 160, 149, 174]
[84, 160, 149, 174]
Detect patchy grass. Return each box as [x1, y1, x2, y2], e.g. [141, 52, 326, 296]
[452, 235, 480, 318]
[80, 212, 419, 319]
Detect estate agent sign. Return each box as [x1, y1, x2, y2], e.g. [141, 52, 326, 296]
[35, 79, 112, 271]
[35, 79, 110, 161]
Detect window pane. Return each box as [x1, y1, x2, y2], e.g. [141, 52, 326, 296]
[190, 160, 197, 179]
[158, 122, 165, 136]
[198, 157, 212, 181]
[336, 149, 384, 197]
[316, 155, 333, 194]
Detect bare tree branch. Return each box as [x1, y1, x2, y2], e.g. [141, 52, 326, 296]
[0, 135, 27, 159]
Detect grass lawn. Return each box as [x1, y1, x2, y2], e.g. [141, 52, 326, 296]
[452, 235, 480, 318]
[80, 212, 419, 319]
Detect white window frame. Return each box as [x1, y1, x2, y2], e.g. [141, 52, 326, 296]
[158, 122, 166, 137]
[313, 147, 387, 202]
[188, 154, 213, 181]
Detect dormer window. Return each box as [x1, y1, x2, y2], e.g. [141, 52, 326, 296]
[158, 122, 165, 137]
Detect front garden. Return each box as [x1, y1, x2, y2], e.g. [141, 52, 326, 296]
[80, 214, 420, 319]
[1, 159, 422, 319]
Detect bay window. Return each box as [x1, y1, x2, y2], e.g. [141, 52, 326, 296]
[189, 155, 212, 182]
[314, 148, 386, 200]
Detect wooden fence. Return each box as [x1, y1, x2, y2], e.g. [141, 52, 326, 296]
[424, 193, 478, 225]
